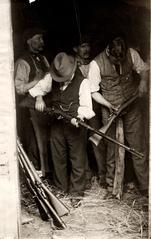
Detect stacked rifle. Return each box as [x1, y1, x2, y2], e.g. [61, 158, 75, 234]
[17, 138, 69, 229]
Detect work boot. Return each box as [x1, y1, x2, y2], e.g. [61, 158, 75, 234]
[103, 185, 115, 199]
[85, 179, 92, 190]
[70, 197, 82, 208]
[97, 175, 107, 189]
[70, 192, 83, 208]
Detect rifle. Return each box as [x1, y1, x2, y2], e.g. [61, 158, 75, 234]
[18, 96, 143, 159]
[17, 139, 69, 229]
[44, 107, 143, 159]
[89, 93, 138, 146]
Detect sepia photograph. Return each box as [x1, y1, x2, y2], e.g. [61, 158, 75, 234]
[0, 0, 150, 238]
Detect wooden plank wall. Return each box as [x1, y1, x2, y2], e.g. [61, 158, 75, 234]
[0, 0, 20, 238]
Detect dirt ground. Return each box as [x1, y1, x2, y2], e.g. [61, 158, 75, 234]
[20, 177, 148, 239]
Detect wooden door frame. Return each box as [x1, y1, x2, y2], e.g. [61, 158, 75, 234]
[0, 0, 20, 238]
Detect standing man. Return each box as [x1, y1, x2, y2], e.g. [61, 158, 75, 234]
[49, 52, 95, 207]
[73, 36, 106, 188]
[15, 27, 52, 178]
[88, 35, 149, 197]
[73, 36, 93, 189]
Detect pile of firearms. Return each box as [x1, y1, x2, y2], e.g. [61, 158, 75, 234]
[17, 138, 69, 229]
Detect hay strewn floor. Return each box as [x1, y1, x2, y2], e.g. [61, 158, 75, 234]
[21, 177, 148, 239]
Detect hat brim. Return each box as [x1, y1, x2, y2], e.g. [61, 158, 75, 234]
[50, 59, 77, 82]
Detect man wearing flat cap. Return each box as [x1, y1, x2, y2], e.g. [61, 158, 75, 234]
[49, 52, 95, 207]
[15, 27, 52, 178]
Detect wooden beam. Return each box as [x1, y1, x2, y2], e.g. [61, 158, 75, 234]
[113, 118, 125, 199]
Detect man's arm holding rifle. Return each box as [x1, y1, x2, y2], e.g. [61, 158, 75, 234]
[89, 91, 138, 145]
[43, 106, 143, 159]
[18, 93, 143, 159]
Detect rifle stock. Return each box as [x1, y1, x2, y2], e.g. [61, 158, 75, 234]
[17, 139, 69, 217]
[17, 139, 69, 229]
[89, 94, 138, 146]
[19, 153, 50, 221]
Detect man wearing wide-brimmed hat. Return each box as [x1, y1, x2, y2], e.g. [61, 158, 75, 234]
[49, 52, 95, 207]
[14, 27, 52, 179]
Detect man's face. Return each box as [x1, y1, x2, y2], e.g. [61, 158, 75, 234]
[75, 43, 90, 60]
[27, 34, 44, 53]
[108, 37, 126, 64]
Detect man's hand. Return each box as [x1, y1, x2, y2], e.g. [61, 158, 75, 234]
[35, 96, 46, 112]
[71, 118, 79, 127]
[71, 115, 85, 127]
[106, 101, 118, 114]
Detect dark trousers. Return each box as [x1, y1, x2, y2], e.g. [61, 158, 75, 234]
[17, 107, 40, 169]
[30, 109, 51, 177]
[50, 119, 87, 196]
[92, 141, 106, 181]
[89, 104, 106, 180]
[102, 99, 148, 191]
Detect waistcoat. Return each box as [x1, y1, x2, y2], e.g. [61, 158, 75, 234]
[22, 52, 49, 83]
[95, 49, 137, 106]
[18, 52, 49, 105]
[51, 68, 84, 117]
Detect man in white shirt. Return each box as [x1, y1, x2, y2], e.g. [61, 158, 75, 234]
[49, 52, 95, 207]
[88, 35, 149, 197]
[15, 27, 52, 178]
[73, 37, 106, 189]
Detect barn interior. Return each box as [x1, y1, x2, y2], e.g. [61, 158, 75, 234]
[11, 0, 150, 237]
[11, 0, 150, 176]
[11, 0, 150, 172]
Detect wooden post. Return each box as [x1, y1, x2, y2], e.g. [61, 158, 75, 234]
[113, 118, 125, 199]
[0, 0, 20, 238]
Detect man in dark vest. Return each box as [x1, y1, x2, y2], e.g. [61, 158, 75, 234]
[49, 52, 95, 207]
[14, 27, 52, 178]
[88, 35, 149, 197]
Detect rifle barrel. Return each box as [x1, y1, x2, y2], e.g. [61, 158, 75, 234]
[45, 108, 144, 159]
[77, 120, 143, 159]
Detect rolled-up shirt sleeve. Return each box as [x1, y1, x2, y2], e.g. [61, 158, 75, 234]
[14, 59, 30, 95]
[88, 60, 101, 93]
[130, 48, 149, 73]
[78, 78, 95, 120]
[29, 73, 52, 97]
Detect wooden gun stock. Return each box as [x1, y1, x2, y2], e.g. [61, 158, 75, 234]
[17, 138, 69, 229]
[89, 93, 138, 146]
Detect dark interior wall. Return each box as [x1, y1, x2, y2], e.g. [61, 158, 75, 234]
[11, 0, 150, 62]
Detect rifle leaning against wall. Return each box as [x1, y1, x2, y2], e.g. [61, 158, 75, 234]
[17, 138, 69, 229]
